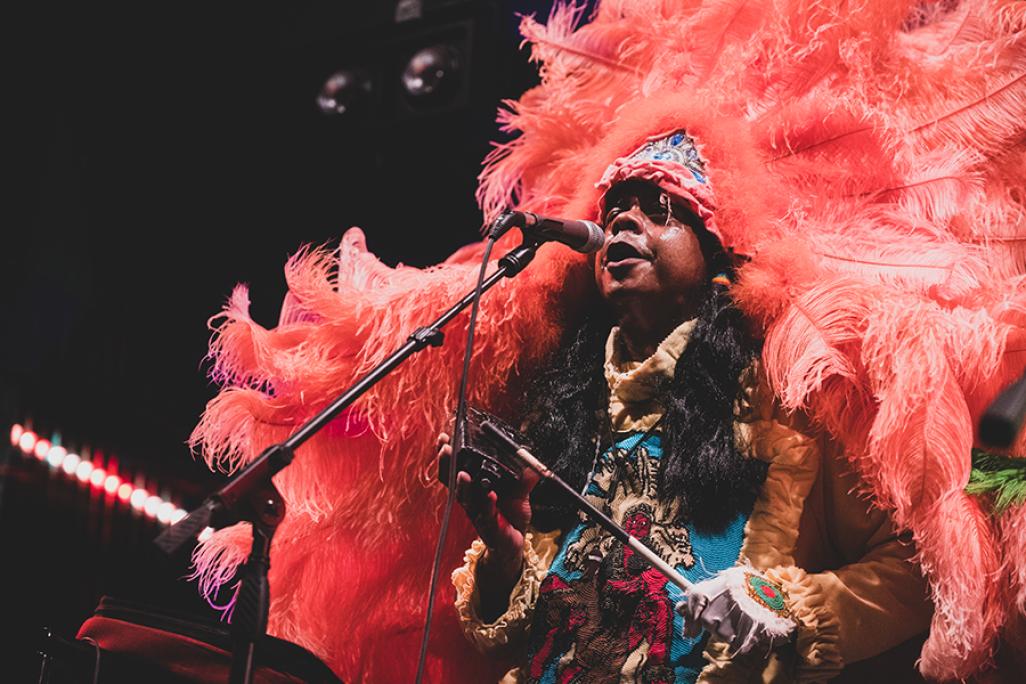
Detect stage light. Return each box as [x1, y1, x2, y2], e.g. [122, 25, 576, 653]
[90, 468, 106, 488]
[34, 438, 51, 460]
[130, 488, 148, 510]
[47, 445, 67, 468]
[198, 527, 214, 543]
[19, 430, 37, 454]
[401, 45, 461, 101]
[75, 460, 94, 482]
[157, 501, 175, 524]
[9, 421, 193, 531]
[62, 453, 81, 475]
[316, 69, 373, 117]
[144, 495, 162, 518]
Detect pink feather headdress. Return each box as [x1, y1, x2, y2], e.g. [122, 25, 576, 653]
[189, 1, 1026, 680]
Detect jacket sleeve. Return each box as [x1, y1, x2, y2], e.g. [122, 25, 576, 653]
[763, 446, 933, 679]
[451, 528, 560, 657]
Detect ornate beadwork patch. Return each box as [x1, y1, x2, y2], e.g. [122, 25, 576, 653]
[743, 572, 789, 617]
[627, 130, 708, 184]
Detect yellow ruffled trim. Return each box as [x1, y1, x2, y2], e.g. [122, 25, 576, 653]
[763, 565, 844, 683]
[451, 531, 559, 656]
[604, 319, 696, 432]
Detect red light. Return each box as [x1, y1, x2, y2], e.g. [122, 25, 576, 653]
[34, 439, 51, 460]
[89, 468, 106, 488]
[117, 483, 133, 501]
[104, 475, 120, 494]
[19, 431, 37, 454]
[10, 424, 23, 446]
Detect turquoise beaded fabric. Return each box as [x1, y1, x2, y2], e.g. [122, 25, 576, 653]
[523, 431, 747, 683]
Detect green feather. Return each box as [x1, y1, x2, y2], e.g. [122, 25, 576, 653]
[966, 450, 1026, 514]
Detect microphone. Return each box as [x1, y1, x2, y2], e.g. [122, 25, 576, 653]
[488, 211, 605, 254]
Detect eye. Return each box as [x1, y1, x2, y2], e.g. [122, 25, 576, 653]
[603, 207, 624, 225]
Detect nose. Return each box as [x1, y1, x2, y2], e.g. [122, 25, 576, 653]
[608, 199, 646, 236]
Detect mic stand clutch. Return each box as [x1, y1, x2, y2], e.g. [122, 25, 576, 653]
[155, 226, 542, 684]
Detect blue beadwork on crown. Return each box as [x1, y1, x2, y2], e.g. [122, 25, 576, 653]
[631, 130, 707, 185]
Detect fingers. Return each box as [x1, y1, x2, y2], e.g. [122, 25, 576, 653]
[455, 471, 502, 544]
[469, 494, 507, 548]
[454, 471, 474, 507]
[682, 592, 709, 638]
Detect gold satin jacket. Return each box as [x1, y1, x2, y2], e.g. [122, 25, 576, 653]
[452, 325, 933, 683]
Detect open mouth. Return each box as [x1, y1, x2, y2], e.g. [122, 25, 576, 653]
[605, 240, 649, 266]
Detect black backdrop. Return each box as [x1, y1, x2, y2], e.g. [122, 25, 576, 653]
[3, 1, 569, 678]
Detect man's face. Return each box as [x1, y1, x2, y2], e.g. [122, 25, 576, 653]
[594, 180, 709, 310]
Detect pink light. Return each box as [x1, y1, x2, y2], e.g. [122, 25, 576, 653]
[104, 474, 121, 494]
[144, 495, 162, 518]
[75, 461, 94, 482]
[171, 508, 187, 525]
[62, 453, 81, 475]
[157, 501, 175, 524]
[89, 468, 106, 487]
[130, 488, 148, 510]
[34, 439, 51, 460]
[46, 445, 67, 468]
[19, 431, 37, 454]
[10, 424, 23, 446]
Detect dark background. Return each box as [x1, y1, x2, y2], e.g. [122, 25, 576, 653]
[2, 1, 572, 677]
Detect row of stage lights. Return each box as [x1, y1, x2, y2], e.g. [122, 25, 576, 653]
[10, 423, 212, 542]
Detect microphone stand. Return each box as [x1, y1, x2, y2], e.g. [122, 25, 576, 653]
[155, 228, 541, 684]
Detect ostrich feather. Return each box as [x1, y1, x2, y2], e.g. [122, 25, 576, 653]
[687, 0, 768, 81]
[520, 3, 637, 77]
[915, 491, 1003, 679]
[762, 278, 871, 411]
[845, 147, 986, 225]
[765, 113, 877, 165]
[868, 351, 972, 518]
[906, 55, 1026, 159]
[1000, 503, 1026, 614]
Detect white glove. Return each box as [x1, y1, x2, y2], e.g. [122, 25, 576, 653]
[675, 566, 796, 656]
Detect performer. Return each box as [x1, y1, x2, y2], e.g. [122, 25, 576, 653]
[187, 1, 1026, 681]
[445, 151, 932, 681]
